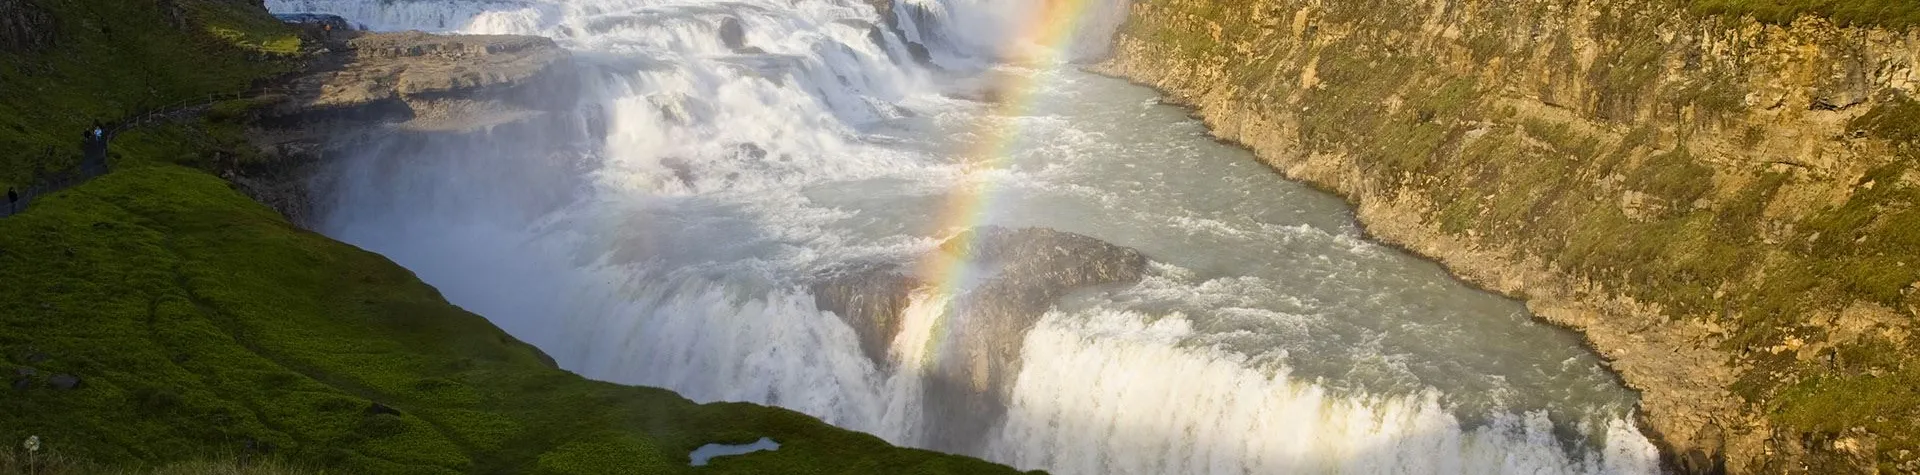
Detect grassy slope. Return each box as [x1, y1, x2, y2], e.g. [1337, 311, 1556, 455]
[1, 166, 1029, 474]
[0, 0, 296, 191]
[1691, 0, 1920, 28]
[1, 1, 1033, 473]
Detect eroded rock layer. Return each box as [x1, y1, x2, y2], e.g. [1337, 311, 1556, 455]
[813, 226, 1148, 454]
[237, 30, 582, 224]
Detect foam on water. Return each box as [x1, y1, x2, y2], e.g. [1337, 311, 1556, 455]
[990, 309, 1659, 475]
[272, 0, 1665, 473]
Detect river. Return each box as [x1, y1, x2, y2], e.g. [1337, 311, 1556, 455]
[266, 0, 1663, 472]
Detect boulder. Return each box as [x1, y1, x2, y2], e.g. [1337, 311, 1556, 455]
[1679, 448, 1725, 475]
[365, 401, 402, 416]
[719, 17, 748, 52]
[47, 373, 80, 390]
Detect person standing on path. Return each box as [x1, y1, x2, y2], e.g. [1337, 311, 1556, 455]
[7, 187, 18, 215]
[81, 120, 110, 176]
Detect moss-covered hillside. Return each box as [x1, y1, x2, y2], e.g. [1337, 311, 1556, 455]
[1, 166, 1030, 474]
[0, 0, 296, 191]
[0, 0, 1032, 473]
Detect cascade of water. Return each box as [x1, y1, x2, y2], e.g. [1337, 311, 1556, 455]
[270, 0, 1663, 473]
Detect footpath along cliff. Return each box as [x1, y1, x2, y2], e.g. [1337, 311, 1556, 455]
[1097, 0, 1919, 473]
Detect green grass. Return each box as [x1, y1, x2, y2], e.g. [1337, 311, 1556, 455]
[0, 0, 300, 191]
[3, 450, 319, 475]
[1692, 0, 1920, 28]
[0, 165, 1036, 474]
[0, 1, 1036, 473]
[1852, 93, 1920, 143]
[1624, 147, 1715, 207]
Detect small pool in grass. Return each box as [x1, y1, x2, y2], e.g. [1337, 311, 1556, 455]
[689, 437, 780, 467]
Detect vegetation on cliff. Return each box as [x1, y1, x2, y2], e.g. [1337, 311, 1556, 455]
[1693, 0, 1920, 28]
[1105, 0, 1918, 472]
[1, 1, 1031, 473]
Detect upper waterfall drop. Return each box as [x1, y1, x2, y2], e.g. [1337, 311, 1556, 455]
[270, 0, 1665, 473]
[885, 0, 1131, 65]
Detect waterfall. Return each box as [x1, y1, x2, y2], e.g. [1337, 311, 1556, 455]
[268, 0, 1664, 473]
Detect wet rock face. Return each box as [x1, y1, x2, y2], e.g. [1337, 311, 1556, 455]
[813, 227, 1147, 369]
[812, 226, 1147, 452]
[154, 0, 189, 31]
[268, 31, 579, 130]
[923, 226, 1146, 452]
[718, 17, 755, 53]
[861, 0, 932, 66]
[812, 264, 919, 367]
[0, 0, 55, 54]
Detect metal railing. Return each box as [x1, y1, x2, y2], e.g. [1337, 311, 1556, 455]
[1, 152, 97, 219]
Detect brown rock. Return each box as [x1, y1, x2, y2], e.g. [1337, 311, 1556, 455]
[821, 226, 1146, 453]
[47, 373, 79, 390]
[0, 0, 55, 54]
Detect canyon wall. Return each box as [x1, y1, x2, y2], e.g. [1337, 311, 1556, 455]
[1097, 0, 1920, 472]
[238, 30, 581, 223]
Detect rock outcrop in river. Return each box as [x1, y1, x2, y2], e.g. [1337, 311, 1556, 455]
[814, 226, 1148, 454]
[1099, 0, 1920, 472]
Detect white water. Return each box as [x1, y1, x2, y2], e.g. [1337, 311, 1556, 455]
[269, 0, 1664, 473]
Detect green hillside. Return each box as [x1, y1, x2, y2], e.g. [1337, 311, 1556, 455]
[0, 166, 1030, 474]
[0, 0, 1032, 473]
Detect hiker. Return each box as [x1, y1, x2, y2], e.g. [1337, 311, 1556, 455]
[322, 22, 333, 41]
[7, 187, 17, 214]
[80, 121, 109, 176]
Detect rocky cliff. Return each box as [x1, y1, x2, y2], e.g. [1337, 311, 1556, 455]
[1098, 0, 1919, 472]
[0, 0, 55, 54]
[237, 30, 581, 223]
[269, 31, 579, 129]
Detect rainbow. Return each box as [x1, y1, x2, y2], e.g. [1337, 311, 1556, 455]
[904, 0, 1107, 370]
